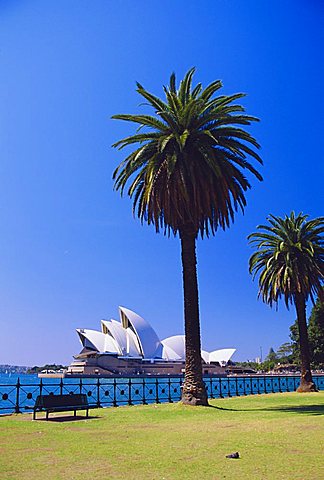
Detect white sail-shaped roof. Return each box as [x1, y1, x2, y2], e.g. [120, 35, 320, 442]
[101, 319, 127, 355]
[209, 348, 236, 365]
[77, 329, 119, 354]
[161, 336, 235, 365]
[161, 343, 182, 361]
[119, 306, 162, 358]
[161, 335, 185, 359]
[110, 320, 128, 353]
[125, 328, 142, 357]
[201, 350, 210, 363]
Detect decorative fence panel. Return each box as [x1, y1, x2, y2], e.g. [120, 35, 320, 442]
[0, 375, 323, 415]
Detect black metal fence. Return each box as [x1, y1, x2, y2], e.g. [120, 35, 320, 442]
[1, 374, 323, 415]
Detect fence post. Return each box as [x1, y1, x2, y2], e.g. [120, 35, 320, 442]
[15, 378, 20, 414]
[97, 378, 100, 407]
[209, 377, 214, 399]
[219, 378, 223, 398]
[113, 378, 117, 407]
[39, 378, 43, 398]
[60, 378, 63, 395]
[79, 378, 82, 394]
[168, 377, 172, 403]
[155, 377, 160, 404]
[128, 378, 132, 405]
[179, 376, 183, 401]
[143, 377, 147, 405]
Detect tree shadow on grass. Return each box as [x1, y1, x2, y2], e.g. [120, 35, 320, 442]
[209, 404, 324, 416]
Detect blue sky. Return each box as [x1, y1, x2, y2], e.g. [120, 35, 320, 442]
[0, 0, 323, 366]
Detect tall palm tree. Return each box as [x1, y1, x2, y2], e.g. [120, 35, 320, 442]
[248, 212, 324, 392]
[112, 68, 262, 405]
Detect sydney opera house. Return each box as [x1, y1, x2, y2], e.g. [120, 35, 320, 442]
[67, 306, 236, 376]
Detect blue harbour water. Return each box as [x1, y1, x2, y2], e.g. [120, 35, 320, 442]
[0, 373, 323, 415]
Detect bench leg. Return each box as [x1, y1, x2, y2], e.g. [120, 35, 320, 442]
[86, 409, 89, 418]
[74, 409, 76, 417]
[46, 411, 49, 421]
[33, 410, 36, 421]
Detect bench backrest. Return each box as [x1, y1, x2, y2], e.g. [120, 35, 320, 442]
[35, 393, 89, 409]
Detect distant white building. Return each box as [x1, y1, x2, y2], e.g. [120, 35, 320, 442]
[67, 307, 236, 376]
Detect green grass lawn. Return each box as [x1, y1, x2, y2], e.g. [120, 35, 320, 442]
[0, 392, 323, 480]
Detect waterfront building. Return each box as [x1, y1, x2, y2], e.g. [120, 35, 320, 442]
[67, 307, 236, 376]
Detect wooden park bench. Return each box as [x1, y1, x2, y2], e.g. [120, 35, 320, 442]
[32, 393, 92, 420]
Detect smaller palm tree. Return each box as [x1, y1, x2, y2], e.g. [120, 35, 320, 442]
[248, 212, 324, 392]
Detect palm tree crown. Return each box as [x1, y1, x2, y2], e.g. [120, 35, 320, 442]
[248, 212, 324, 307]
[112, 68, 262, 237]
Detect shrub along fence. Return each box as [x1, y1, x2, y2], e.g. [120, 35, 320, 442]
[1, 374, 323, 415]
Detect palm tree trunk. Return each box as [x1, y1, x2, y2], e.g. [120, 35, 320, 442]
[180, 226, 208, 406]
[294, 293, 317, 392]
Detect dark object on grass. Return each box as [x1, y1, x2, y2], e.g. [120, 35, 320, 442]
[31, 394, 95, 420]
[226, 452, 240, 459]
